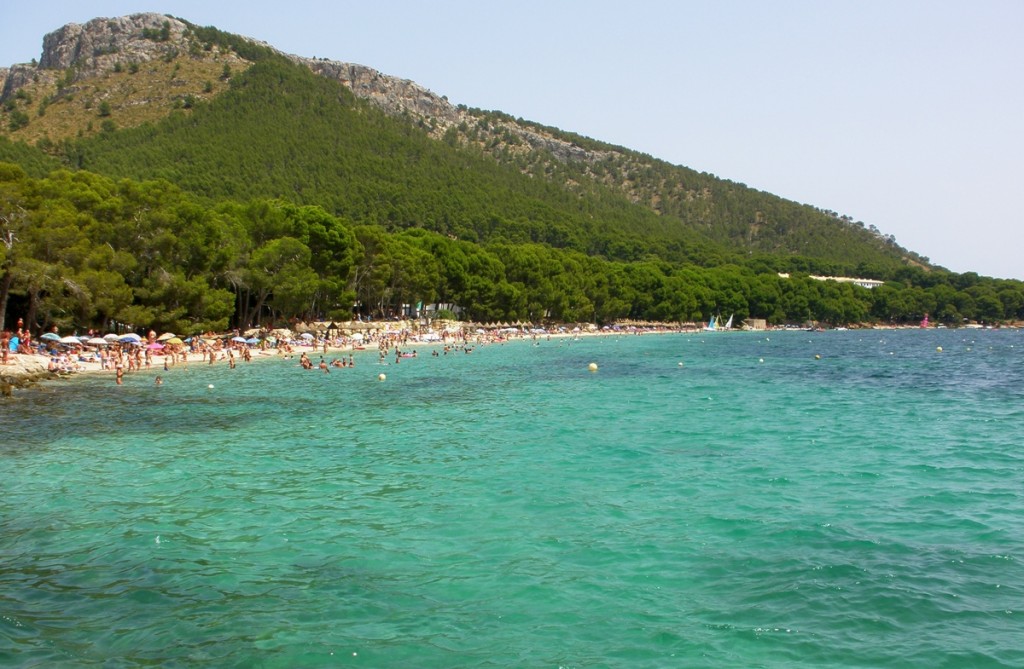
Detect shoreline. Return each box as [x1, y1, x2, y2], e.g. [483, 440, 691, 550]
[3, 322, 1018, 396]
[0, 327, 654, 393]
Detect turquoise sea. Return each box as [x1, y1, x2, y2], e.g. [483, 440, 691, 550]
[2, 329, 1023, 668]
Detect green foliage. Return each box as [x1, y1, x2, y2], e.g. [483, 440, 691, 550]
[7, 110, 30, 131]
[0, 163, 1021, 334]
[61, 57, 728, 270]
[55, 67, 77, 90]
[141, 21, 172, 42]
[0, 141, 61, 177]
[179, 19, 278, 62]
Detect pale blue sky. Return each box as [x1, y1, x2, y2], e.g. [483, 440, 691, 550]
[3, 1, 1022, 279]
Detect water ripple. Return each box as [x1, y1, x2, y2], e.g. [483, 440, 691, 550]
[3, 331, 1024, 667]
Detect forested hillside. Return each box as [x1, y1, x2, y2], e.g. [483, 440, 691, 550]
[1, 14, 1022, 335]
[445, 109, 919, 271]
[2, 162, 1021, 336]
[58, 58, 727, 267]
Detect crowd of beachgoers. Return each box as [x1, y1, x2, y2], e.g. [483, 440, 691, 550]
[0, 319, 687, 391]
[9, 316, 999, 392]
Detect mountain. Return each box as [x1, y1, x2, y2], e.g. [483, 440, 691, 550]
[1, 13, 919, 274]
[3, 14, 1021, 333]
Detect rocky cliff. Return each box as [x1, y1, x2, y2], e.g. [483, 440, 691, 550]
[2, 14, 186, 99]
[38, 14, 188, 72]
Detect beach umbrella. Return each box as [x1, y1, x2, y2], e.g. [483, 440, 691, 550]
[156, 332, 176, 341]
[119, 333, 142, 342]
[103, 333, 120, 341]
[231, 336, 247, 343]
[146, 342, 165, 350]
[245, 337, 260, 345]
[40, 332, 61, 342]
[59, 335, 83, 345]
[87, 337, 108, 345]
[300, 333, 314, 340]
[166, 337, 184, 345]
[351, 333, 364, 341]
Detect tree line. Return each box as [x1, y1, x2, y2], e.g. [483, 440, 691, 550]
[3, 163, 1022, 336]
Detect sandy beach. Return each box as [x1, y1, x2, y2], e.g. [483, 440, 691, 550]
[1, 323, 689, 395]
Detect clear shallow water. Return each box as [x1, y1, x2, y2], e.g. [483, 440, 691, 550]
[2, 330, 1023, 668]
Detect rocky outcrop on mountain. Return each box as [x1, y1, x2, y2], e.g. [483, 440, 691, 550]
[296, 55, 611, 165]
[300, 58, 461, 127]
[0, 64, 58, 102]
[38, 13, 188, 74]
[1, 14, 189, 101]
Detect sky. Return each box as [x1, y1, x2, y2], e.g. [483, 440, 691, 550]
[2, 1, 1022, 280]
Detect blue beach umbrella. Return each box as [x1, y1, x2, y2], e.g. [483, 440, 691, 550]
[40, 332, 61, 342]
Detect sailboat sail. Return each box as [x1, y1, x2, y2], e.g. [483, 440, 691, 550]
[704, 314, 733, 331]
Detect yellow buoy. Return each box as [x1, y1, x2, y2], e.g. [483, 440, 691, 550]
[207, 384, 214, 389]
[378, 373, 386, 381]
[814, 354, 821, 360]
[588, 362, 598, 372]
[936, 346, 943, 352]
[759, 358, 764, 363]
